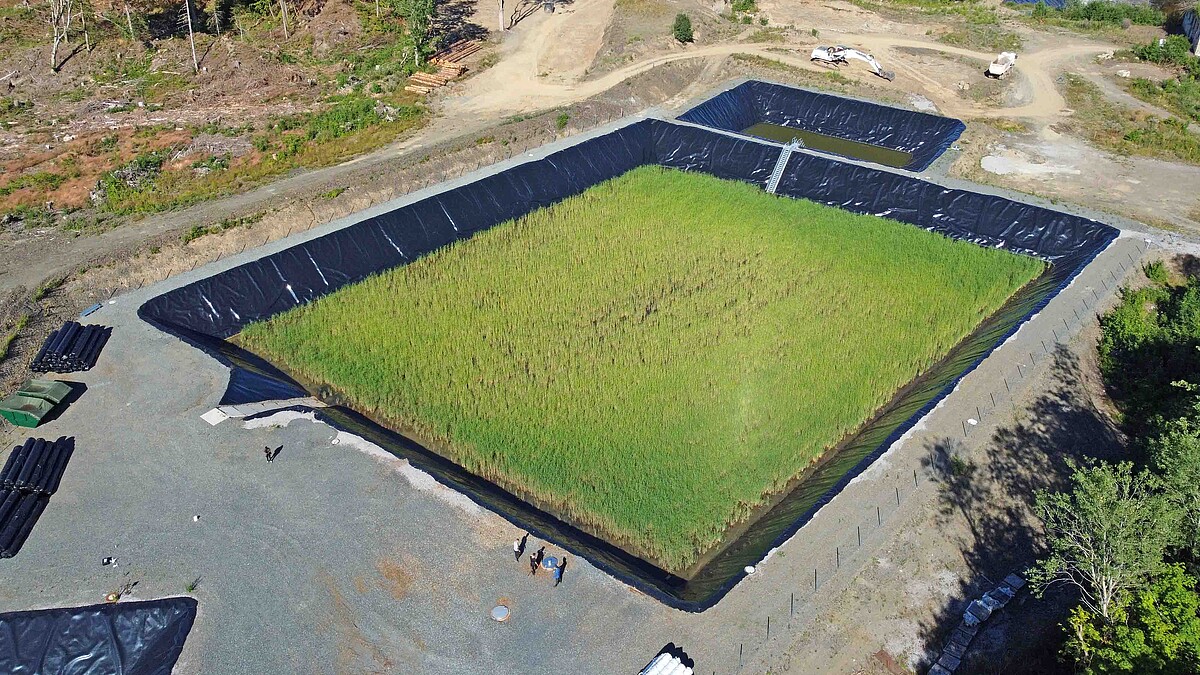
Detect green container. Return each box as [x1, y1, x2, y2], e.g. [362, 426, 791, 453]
[17, 379, 71, 405]
[0, 394, 54, 428]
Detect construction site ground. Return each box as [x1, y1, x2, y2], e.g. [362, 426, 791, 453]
[2, 0, 1199, 671]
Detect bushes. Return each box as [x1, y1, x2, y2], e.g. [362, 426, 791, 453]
[1132, 35, 1200, 75]
[672, 13, 694, 43]
[1100, 264, 1200, 428]
[1058, 0, 1164, 25]
[1060, 74, 1200, 165]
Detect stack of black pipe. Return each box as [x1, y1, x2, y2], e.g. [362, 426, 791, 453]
[31, 322, 111, 373]
[0, 437, 73, 557]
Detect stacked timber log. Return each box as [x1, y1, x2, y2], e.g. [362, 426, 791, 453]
[404, 40, 481, 94]
[0, 437, 73, 557]
[30, 322, 111, 373]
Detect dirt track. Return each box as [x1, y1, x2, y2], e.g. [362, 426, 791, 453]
[0, 1, 1124, 302]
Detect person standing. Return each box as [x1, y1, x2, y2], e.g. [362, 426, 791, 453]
[530, 546, 545, 575]
[514, 533, 528, 562]
[553, 556, 568, 587]
[264, 446, 272, 462]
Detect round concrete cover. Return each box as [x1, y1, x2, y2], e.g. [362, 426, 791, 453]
[491, 605, 510, 622]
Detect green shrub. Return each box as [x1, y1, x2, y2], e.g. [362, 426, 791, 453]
[673, 13, 694, 42]
[555, 112, 570, 130]
[307, 96, 381, 141]
[1132, 35, 1200, 77]
[732, 0, 756, 12]
[1057, 0, 1163, 25]
[1100, 274, 1200, 427]
[1144, 260, 1170, 285]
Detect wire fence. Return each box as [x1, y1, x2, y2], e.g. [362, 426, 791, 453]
[701, 238, 1149, 674]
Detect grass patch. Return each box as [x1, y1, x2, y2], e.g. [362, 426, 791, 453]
[181, 212, 264, 244]
[1059, 73, 1200, 165]
[731, 53, 854, 86]
[747, 27, 787, 42]
[320, 187, 347, 200]
[850, 0, 1000, 25]
[0, 315, 30, 364]
[32, 276, 65, 301]
[938, 24, 1022, 53]
[238, 166, 1045, 571]
[0, 171, 67, 197]
[977, 117, 1031, 133]
[98, 98, 425, 214]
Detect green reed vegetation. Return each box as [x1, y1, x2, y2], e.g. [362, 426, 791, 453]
[239, 166, 1045, 572]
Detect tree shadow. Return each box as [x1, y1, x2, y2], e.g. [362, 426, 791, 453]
[912, 344, 1125, 674]
[433, 0, 488, 48]
[507, 0, 575, 30]
[1172, 253, 1200, 282]
[53, 44, 88, 72]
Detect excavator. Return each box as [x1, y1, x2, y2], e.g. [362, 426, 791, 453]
[810, 45, 896, 81]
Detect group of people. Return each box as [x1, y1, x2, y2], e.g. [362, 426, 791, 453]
[513, 533, 568, 587]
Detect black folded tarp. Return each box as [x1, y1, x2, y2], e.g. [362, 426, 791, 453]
[677, 79, 966, 172]
[0, 597, 197, 675]
[138, 109, 1117, 611]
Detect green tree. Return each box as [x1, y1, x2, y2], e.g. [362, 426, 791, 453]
[1064, 564, 1200, 674]
[672, 13, 693, 43]
[390, 0, 435, 65]
[1031, 461, 1181, 621]
[1148, 409, 1200, 558]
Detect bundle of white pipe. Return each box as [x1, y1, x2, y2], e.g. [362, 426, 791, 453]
[640, 653, 693, 675]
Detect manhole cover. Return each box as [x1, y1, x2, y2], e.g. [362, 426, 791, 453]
[491, 605, 510, 622]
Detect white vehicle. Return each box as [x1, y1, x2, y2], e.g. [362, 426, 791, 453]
[810, 45, 896, 81]
[987, 51, 1017, 79]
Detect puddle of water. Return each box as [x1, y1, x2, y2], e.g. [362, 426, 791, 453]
[743, 122, 913, 169]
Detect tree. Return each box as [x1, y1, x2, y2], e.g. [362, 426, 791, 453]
[1031, 461, 1181, 621]
[672, 13, 693, 43]
[389, 0, 434, 65]
[1148, 410, 1200, 559]
[1063, 564, 1200, 674]
[404, 0, 435, 65]
[180, 0, 199, 72]
[48, 0, 74, 72]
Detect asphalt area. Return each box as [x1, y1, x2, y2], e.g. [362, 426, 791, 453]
[0, 149, 1149, 673]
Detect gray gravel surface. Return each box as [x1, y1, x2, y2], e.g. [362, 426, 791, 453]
[0, 119, 1152, 673]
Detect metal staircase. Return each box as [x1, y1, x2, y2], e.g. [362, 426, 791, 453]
[766, 140, 803, 194]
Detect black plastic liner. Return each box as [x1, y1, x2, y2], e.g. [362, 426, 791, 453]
[138, 113, 1117, 611]
[0, 436, 74, 557]
[0, 597, 197, 674]
[677, 80, 966, 172]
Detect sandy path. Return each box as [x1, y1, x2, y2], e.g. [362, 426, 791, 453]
[447, 24, 1110, 124]
[0, 11, 1118, 298]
